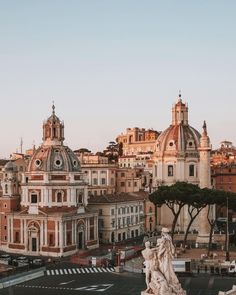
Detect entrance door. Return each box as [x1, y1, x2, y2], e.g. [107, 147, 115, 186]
[78, 232, 83, 249]
[32, 237, 37, 252]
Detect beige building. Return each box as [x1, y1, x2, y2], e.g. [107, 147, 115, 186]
[116, 127, 160, 156]
[116, 167, 143, 193]
[82, 163, 117, 196]
[88, 192, 146, 244]
[73, 151, 117, 196]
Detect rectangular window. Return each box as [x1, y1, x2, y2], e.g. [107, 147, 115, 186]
[121, 182, 125, 187]
[67, 232, 72, 245]
[111, 208, 115, 215]
[98, 219, 104, 228]
[93, 178, 98, 185]
[121, 173, 125, 177]
[99, 209, 103, 215]
[31, 194, 38, 203]
[101, 178, 106, 185]
[128, 181, 131, 187]
[90, 227, 94, 240]
[189, 164, 194, 177]
[167, 165, 173, 177]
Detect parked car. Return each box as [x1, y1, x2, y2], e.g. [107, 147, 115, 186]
[0, 254, 11, 265]
[32, 258, 44, 266]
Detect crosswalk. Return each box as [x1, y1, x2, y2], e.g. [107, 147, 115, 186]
[46, 267, 115, 276]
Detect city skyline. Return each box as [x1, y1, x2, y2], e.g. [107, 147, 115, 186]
[1, 1, 236, 158]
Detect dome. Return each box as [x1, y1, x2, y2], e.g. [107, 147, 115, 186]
[156, 124, 201, 154]
[4, 161, 18, 172]
[27, 145, 81, 172]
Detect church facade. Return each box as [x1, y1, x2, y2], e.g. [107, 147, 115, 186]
[0, 106, 99, 256]
[152, 94, 212, 232]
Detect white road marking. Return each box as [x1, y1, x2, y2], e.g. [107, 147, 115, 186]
[64, 269, 68, 274]
[51, 270, 55, 275]
[72, 268, 77, 274]
[68, 269, 72, 274]
[59, 269, 63, 274]
[76, 268, 81, 273]
[89, 268, 94, 273]
[81, 268, 85, 273]
[55, 269, 59, 275]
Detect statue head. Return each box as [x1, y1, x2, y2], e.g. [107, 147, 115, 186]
[161, 227, 170, 234]
[145, 241, 151, 249]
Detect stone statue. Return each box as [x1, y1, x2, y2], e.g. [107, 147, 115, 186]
[141, 228, 186, 295]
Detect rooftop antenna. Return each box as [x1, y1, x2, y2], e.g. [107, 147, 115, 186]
[20, 137, 23, 154]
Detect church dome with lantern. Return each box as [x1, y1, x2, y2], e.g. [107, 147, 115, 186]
[27, 104, 80, 173]
[155, 93, 201, 156]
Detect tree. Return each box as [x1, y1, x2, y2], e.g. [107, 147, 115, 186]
[150, 182, 200, 239]
[182, 189, 208, 247]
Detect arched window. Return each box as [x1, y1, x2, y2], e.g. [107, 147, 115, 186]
[57, 191, 62, 202]
[189, 164, 195, 177]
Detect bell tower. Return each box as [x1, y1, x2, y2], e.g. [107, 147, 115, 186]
[0, 162, 20, 248]
[43, 103, 65, 146]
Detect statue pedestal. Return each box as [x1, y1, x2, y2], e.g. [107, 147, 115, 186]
[141, 290, 187, 295]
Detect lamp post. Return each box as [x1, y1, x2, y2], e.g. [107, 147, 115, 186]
[226, 196, 230, 261]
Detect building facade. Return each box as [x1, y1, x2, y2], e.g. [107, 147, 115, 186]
[152, 94, 212, 231]
[88, 192, 147, 244]
[116, 128, 160, 156]
[0, 106, 99, 256]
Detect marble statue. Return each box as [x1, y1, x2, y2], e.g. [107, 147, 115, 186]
[141, 228, 186, 295]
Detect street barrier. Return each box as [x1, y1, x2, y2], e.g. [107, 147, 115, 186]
[0, 267, 45, 289]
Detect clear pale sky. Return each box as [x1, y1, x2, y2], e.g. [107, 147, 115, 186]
[0, 1, 236, 158]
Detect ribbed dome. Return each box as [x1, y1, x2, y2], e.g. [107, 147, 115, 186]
[4, 161, 18, 172]
[27, 145, 80, 172]
[156, 124, 201, 154]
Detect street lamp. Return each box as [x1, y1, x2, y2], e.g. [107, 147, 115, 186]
[226, 196, 230, 261]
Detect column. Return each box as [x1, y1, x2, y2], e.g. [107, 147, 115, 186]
[49, 189, 52, 208]
[10, 218, 13, 242]
[55, 220, 58, 247]
[106, 170, 109, 186]
[40, 221, 43, 250]
[7, 217, 10, 242]
[98, 171, 101, 186]
[59, 221, 63, 248]
[20, 219, 23, 244]
[44, 220, 48, 245]
[64, 222, 67, 246]
[72, 220, 74, 244]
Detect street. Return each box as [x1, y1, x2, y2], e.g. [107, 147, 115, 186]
[1, 262, 236, 295]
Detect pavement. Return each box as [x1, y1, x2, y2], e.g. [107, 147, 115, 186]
[1, 262, 236, 295]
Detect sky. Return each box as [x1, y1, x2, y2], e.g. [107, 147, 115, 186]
[0, 0, 236, 158]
